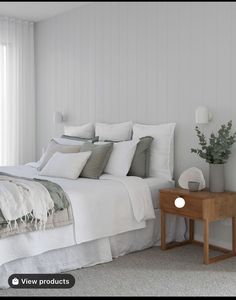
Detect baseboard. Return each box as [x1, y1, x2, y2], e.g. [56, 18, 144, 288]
[194, 234, 232, 250]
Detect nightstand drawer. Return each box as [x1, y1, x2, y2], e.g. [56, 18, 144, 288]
[160, 192, 203, 219]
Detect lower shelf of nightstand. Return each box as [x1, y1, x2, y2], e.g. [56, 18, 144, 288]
[161, 240, 234, 264]
[161, 211, 236, 264]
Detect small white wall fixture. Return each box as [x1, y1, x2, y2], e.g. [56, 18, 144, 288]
[53, 111, 64, 124]
[195, 106, 213, 124]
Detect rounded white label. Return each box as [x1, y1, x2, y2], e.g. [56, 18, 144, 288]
[174, 197, 185, 208]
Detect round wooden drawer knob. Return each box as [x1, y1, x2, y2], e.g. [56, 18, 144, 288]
[174, 197, 185, 208]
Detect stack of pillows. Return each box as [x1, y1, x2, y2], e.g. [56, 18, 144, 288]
[37, 121, 175, 180]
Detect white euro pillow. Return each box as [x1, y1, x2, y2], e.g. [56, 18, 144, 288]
[132, 123, 176, 180]
[39, 151, 92, 179]
[96, 140, 138, 176]
[64, 123, 95, 139]
[95, 121, 133, 141]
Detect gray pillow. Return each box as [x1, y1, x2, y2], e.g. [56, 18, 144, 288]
[80, 142, 113, 179]
[61, 135, 99, 143]
[38, 139, 81, 171]
[128, 136, 153, 178]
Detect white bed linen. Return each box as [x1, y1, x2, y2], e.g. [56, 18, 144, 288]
[0, 165, 154, 265]
[0, 209, 186, 289]
[0, 224, 75, 266]
[0, 175, 176, 266]
[100, 174, 155, 222]
[0, 165, 186, 289]
[144, 177, 175, 209]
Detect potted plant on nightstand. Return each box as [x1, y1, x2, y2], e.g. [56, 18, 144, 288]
[191, 120, 236, 192]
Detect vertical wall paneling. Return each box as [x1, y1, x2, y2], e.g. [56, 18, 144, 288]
[35, 2, 236, 248]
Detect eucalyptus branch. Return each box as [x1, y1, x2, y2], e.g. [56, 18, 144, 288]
[191, 120, 236, 164]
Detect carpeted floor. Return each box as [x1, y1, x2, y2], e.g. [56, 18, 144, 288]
[1, 245, 236, 296]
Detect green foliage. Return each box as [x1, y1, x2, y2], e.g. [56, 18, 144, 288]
[191, 120, 236, 164]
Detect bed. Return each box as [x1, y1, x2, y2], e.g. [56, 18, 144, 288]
[0, 122, 187, 289]
[0, 164, 186, 289]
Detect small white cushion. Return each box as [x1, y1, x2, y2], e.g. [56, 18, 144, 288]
[95, 121, 133, 141]
[39, 151, 92, 179]
[132, 123, 176, 179]
[37, 140, 81, 171]
[64, 123, 95, 139]
[96, 140, 138, 176]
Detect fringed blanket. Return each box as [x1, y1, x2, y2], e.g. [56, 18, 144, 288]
[0, 173, 73, 239]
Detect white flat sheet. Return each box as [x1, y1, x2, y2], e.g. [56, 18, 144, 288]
[100, 174, 155, 222]
[0, 165, 154, 266]
[144, 177, 175, 209]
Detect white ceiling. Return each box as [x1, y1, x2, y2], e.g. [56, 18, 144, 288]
[0, 2, 91, 22]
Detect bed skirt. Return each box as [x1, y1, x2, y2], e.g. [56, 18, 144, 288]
[0, 210, 186, 289]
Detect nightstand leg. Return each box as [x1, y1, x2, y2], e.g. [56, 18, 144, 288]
[232, 217, 236, 255]
[161, 210, 166, 250]
[189, 219, 194, 242]
[203, 219, 209, 264]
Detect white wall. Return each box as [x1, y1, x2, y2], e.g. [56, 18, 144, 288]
[35, 2, 236, 248]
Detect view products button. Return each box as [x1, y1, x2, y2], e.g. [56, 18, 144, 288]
[8, 274, 75, 289]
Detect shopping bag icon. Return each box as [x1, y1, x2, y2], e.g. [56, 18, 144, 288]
[12, 277, 19, 285]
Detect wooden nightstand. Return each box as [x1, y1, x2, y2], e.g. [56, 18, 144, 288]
[160, 188, 236, 264]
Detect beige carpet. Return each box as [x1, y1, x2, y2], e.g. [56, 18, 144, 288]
[1, 245, 236, 296]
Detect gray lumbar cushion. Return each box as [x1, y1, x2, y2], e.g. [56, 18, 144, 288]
[61, 135, 99, 143]
[80, 142, 113, 179]
[128, 136, 153, 178]
[37, 139, 81, 171]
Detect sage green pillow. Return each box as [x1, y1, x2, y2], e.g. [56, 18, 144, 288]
[80, 142, 113, 179]
[128, 136, 153, 178]
[61, 135, 99, 143]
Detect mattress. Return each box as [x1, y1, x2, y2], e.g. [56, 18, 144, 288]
[145, 177, 175, 209]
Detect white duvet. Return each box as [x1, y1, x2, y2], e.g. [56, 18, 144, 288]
[0, 165, 155, 266]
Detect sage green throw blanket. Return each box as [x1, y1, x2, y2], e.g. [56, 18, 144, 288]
[0, 173, 73, 239]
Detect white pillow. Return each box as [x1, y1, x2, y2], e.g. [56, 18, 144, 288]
[95, 121, 133, 141]
[37, 140, 81, 171]
[132, 123, 176, 179]
[39, 151, 91, 179]
[96, 140, 138, 176]
[64, 123, 94, 139]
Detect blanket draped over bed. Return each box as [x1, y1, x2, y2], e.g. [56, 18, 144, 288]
[0, 173, 73, 239]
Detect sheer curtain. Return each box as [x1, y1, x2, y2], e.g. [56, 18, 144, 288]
[0, 17, 35, 166]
